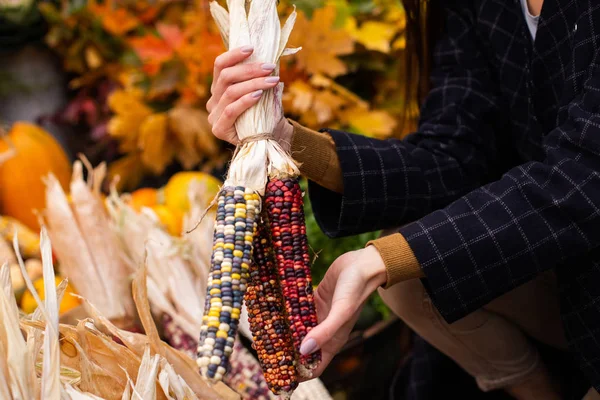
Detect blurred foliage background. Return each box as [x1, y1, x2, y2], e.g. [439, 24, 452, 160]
[4, 0, 417, 190]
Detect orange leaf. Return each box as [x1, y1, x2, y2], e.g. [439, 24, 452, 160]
[89, 3, 139, 36]
[289, 6, 354, 77]
[129, 34, 174, 65]
[157, 23, 184, 50]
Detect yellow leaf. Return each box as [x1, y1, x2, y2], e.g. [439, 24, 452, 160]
[137, 113, 175, 175]
[107, 154, 146, 192]
[392, 35, 406, 50]
[341, 107, 398, 138]
[282, 80, 315, 115]
[84, 46, 103, 69]
[345, 18, 397, 53]
[310, 74, 369, 108]
[107, 89, 153, 151]
[107, 89, 151, 116]
[289, 6, 354, 77]
[313, 90, 346, 124]
[168, 106, 219, 169]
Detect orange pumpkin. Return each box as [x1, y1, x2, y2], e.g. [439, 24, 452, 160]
[0, 122, 71, 230]
[129, 187, 161, 212]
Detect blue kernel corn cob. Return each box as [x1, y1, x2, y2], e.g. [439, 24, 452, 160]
[197, 186, 260, 381]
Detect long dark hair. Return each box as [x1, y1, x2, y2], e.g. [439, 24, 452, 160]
[400, 0, 444, 129]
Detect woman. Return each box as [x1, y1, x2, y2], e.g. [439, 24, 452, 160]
[207, 0, 600, 398]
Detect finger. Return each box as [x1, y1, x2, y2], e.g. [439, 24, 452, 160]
[212, 90, 264, 140]
[298, 315, 359, 381]
[212, 46, 254, 91]
[314, 285, 331, 323]
[298, 351, 334, 381]
[299, 300, 357, 358]
[212, 76, 280, 124]
[212, 62, 276, 101]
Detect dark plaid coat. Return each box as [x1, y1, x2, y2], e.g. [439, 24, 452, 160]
[308, 0, 600, 391]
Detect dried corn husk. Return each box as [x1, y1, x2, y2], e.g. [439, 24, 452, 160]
[0, 259, 33, 399]
[209, 0, 301, 193]
[0, 226, 239, 400]
[0, 215, 40, 259]
[0, 238, 15, 266]
[43, 174, 116, 319]
[69, 161, 134, 320]
[40, 228, 61, 400]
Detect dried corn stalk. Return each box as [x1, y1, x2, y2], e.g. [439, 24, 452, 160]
[5, 226, 239, 400]
[43, 161, 134, 325]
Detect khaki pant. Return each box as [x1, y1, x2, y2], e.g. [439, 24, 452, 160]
[378, 270, 568, 391]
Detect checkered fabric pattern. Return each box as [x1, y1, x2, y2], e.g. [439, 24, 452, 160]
[308, 0, 600, 391]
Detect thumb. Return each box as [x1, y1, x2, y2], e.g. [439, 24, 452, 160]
[299, 301, 354, 356]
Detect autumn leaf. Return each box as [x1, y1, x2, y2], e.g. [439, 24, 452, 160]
[107, 153, 146, 192]
[89, 1, 139, 36]
[107, 89, 152, 152]
[289, 6, 354, 77]
[129, 34, 174, 65]
[310, 74, 368, 107]
[157, 23, 184, 50]
[345, 18, 398, 53]
[168, 106, 219, 169]
[283, 80, 315, 115]
[137, 113, 176, 175]
[340, 107, 397, 138]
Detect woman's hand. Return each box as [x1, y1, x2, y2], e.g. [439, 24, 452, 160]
[207, 46, 293, 149]
[299, 246, 388, 379]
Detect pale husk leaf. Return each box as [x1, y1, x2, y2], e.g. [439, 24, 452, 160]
[213, 0, 300, 191]
[70, 161, 133, 321]
[43, 174, 114, 316]
[0, 338, 13, 400]
[209, 1, 229, 47]
[64, 383, 105, 400]
[0, 237, 15, 266]
[144, 233, 203, 325]
[132, 347, 159, 400]
[40, 227, 61, 400]
[0, 268, 31, 399]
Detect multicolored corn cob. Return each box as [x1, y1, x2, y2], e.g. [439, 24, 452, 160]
[197, 186, 260, 380]
[246, 219, 298, 396]
[264, 177, 321, 376]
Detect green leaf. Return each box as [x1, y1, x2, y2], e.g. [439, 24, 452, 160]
[294, 0, 325, 18]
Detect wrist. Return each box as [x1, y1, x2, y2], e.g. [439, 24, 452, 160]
[276, 119, 294, 152]
[367, 233, 424, 289]
[363, 245, 388, 287]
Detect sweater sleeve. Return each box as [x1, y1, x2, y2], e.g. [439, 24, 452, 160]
[289, 120, 424, 287]
[305, 5, 500, 239]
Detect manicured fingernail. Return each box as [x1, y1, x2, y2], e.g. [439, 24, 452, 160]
[261, 63, 276, 71]
[300, 338, 318, 355]
[251, 89, 263, 98]
[265, 76, 280, 83]
[241, 45, 254, 53]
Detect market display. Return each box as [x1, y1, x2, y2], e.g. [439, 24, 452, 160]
[0, 0, 407, 397]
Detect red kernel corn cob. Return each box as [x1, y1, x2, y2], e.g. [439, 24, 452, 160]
[264, 177, 321, 376]
[245, 219, 298, 396]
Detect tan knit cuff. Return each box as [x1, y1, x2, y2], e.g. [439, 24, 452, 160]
[288, 119, 343, 194]
[367, 233, 424, 289]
